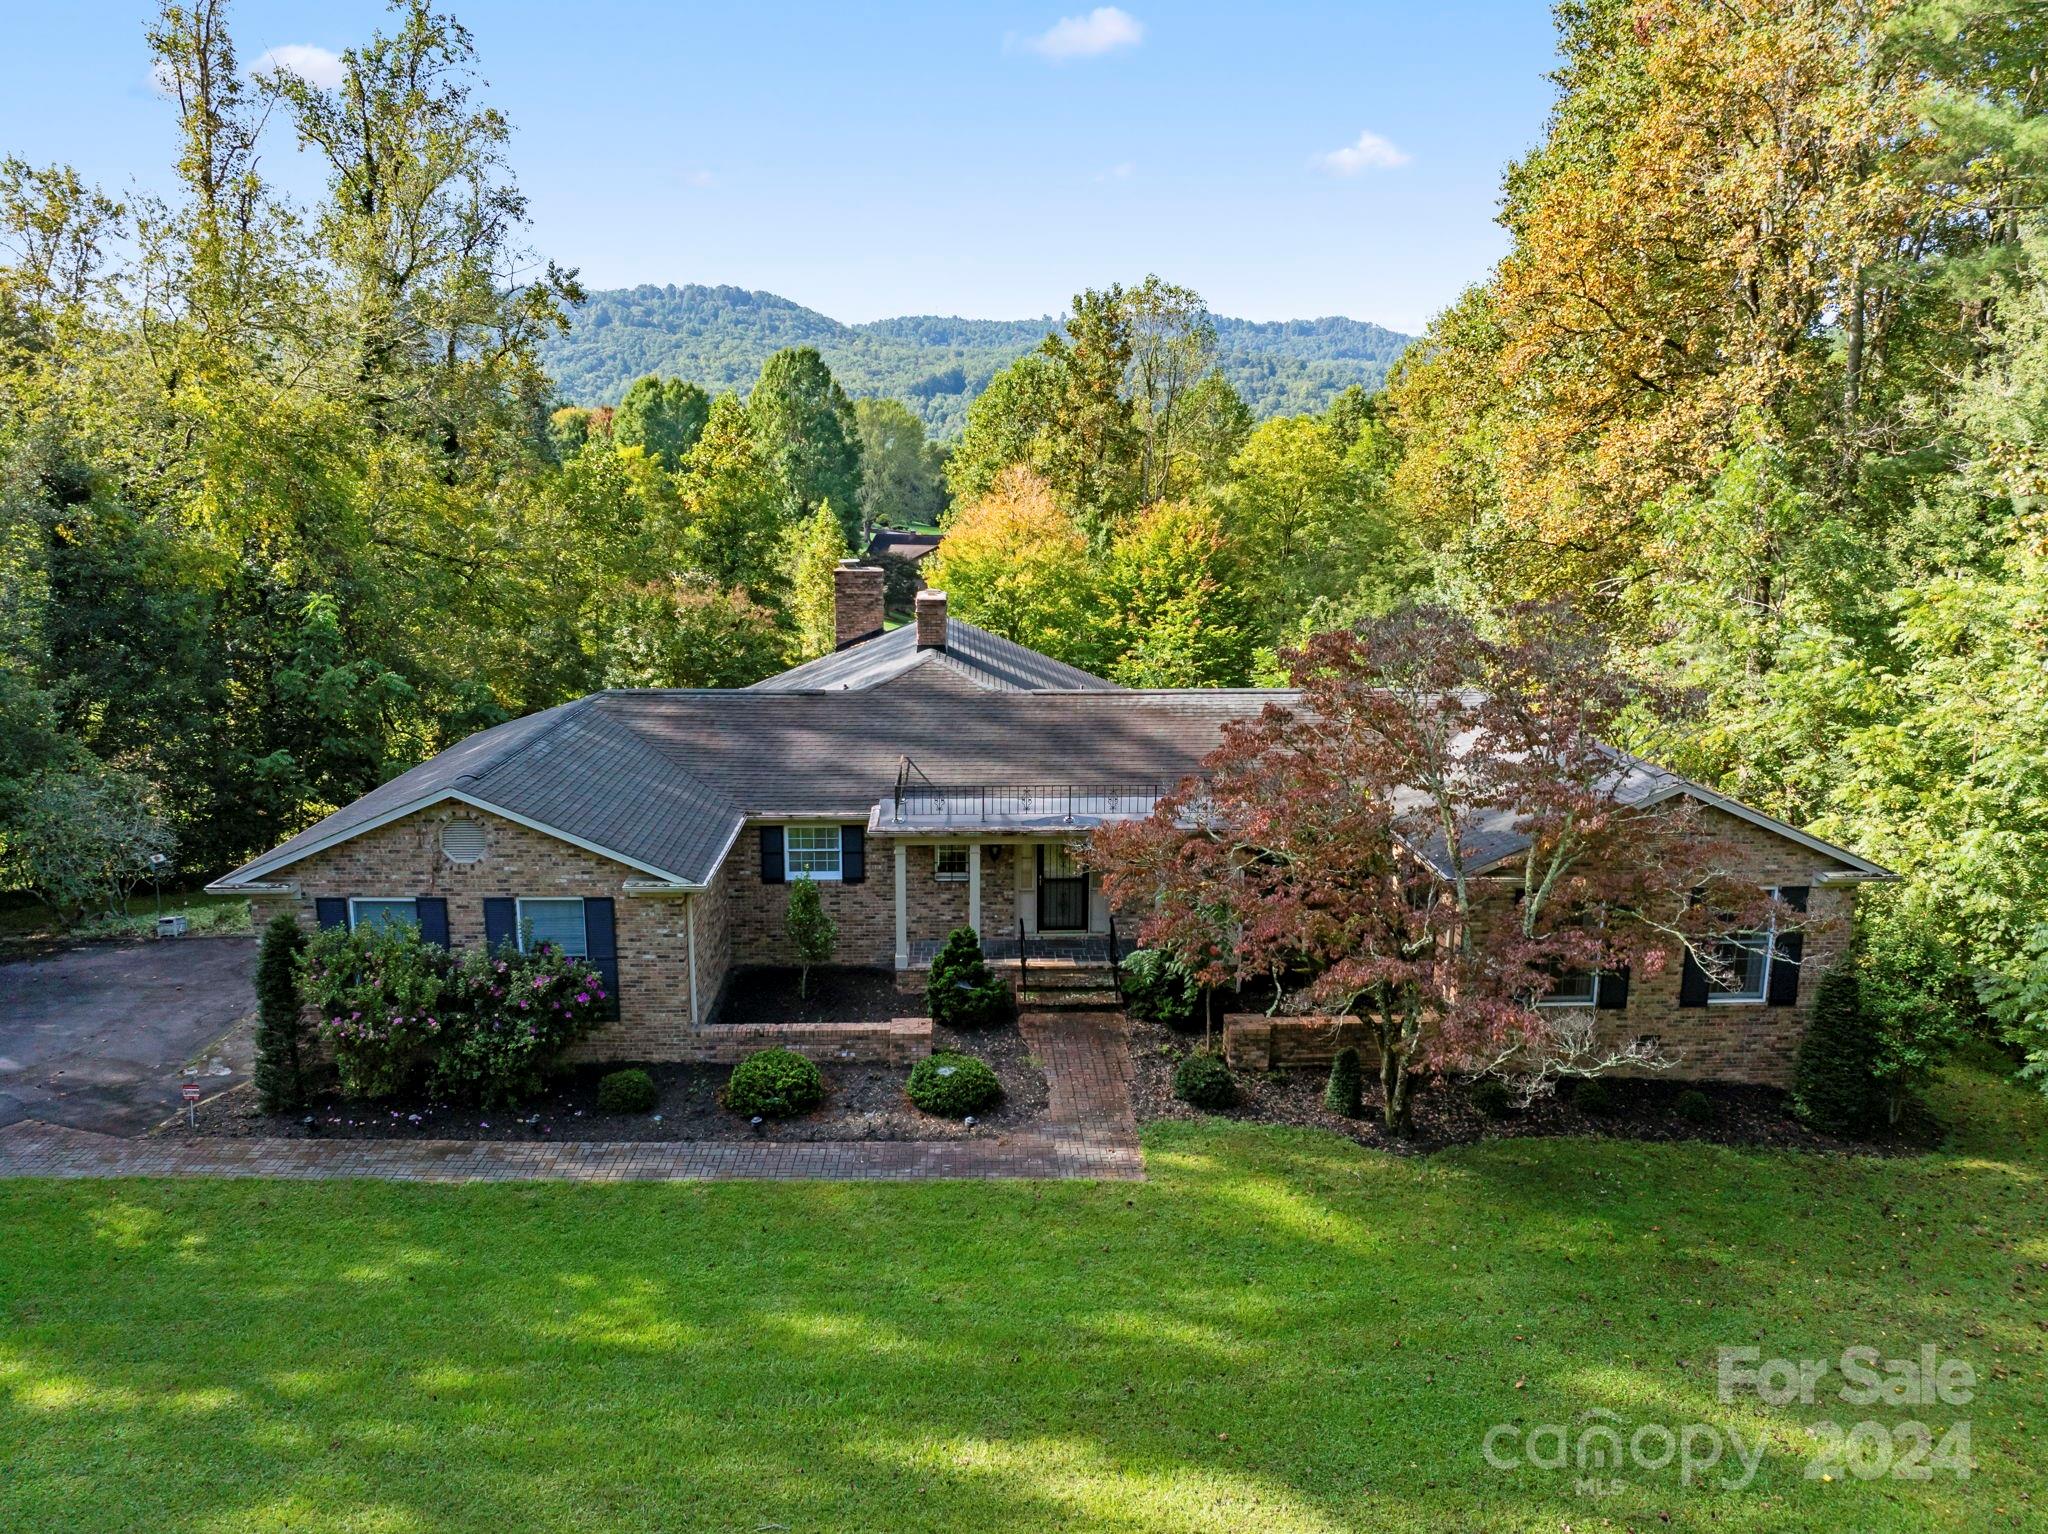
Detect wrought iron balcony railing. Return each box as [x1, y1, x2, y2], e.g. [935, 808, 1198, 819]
[886, 782, 1172, 826]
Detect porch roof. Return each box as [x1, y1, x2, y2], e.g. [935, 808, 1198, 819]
[866, 784, 1168, 837]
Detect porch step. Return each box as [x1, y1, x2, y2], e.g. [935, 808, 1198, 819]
[1017, 987, 1121, 1010]
[1016, 964, 1117, 988]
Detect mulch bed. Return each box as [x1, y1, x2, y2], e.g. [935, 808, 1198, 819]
[709, 965, 925, 1027]
[1127, 1018, 1939, 1156]
[176, 1014, 1048, 1145]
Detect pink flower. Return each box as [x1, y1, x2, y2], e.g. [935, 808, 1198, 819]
[575, 992, 590, 1005]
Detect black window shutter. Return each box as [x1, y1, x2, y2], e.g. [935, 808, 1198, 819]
[1767, 887, 1808, 1006]
[584, 897, 620, 1020]
[760, 825, 785, 884]
[315, 897, 348, 930]
[1596, 966, 1630, 1010]
[1677, 949, 1709, 1008]
[416, 897, 450, 949]
[841, 825, 865, 884]
[483, 897, 516, 952]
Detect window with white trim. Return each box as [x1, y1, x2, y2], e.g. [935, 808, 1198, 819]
[1537, 971, 1600, 1008]
[517, 897, 589, 957]
[934, 845, 969, 882]
[785, 825, 843, 880]
[1708, 891, 1777, 1004]
[349, 898, 418, 934]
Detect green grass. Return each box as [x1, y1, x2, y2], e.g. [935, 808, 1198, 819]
[2, 1060, 2042, 1533]
[0, 889, 250, 956]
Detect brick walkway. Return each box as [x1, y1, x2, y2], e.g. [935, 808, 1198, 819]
[0, 1014, 1141, 1184]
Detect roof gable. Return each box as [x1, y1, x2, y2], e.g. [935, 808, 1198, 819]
[749, 619, 1120, 694]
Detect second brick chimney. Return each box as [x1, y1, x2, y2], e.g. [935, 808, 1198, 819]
[833, 560, 886, 650]
[914, 589, 948, 649]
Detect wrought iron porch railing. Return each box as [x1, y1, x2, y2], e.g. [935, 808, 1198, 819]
[887, 782, 1172, 825]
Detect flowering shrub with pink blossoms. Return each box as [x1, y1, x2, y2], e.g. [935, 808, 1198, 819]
[298, 925, 609, 1105]
[300, 922, 451, 1100]
[433, 941, 610, 1106]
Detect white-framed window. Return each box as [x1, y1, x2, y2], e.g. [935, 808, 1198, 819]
[785, 825, 843, 880]
[1537, 971, 1600, 1008]
[516, 897, 589, 957]
[349, 897, 418, 934]
[1709, 890, 1777, 1005]
[934, 844, 969, 882]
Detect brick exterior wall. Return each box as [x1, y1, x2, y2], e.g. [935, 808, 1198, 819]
[723, 833, 1030, 971]
[725, 824, 897, 967]
[1219, 807, 1862, 1087]
[246, 805, 728, 1062]
[245, 795, 1860, 1086]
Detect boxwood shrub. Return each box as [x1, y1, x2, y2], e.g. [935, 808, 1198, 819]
[1674, 1087, 1715, 1125]
[597, 1068, 657, 1115]
[906, 1051, 1003, 1117]
[1469, 1076, 1514, 1120]
[1173, 1051, 1236, 1110]
[724, 1047, 824, 1118]
[1570, 1077, 1617, 1116]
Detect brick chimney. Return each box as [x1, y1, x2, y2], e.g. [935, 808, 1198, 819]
[915, 589, 948, 650]
[833, 560, 886, 650]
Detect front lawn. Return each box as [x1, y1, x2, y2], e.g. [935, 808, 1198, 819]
[1, 1061, 2041, 1533]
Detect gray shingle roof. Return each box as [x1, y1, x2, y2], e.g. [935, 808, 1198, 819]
[749, 619, 1120, 694]
[215, 640, 1888, 891]
[213, 676, 1288, 889]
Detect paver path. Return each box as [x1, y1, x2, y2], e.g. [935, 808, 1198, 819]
[0, 1012, 1141, 1183]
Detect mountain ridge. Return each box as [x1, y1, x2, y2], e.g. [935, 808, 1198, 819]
[540, 283, 1412, 434]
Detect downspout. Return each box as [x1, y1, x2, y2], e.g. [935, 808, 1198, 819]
[687, 895, 700, 1029]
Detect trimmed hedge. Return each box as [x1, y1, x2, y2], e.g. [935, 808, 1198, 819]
[906, 1051, 1003, 1117]
[1173, 1051, 1236, 1110]
[724, 1048, 824, 1118]
[597, 1068, 657, 1114]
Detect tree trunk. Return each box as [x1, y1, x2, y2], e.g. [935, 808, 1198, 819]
[1379, 1028, 1411, 1133]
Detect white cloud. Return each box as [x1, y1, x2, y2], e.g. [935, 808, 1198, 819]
[1094, 161, 1136, 183]
[681, 169, 716, 189]
[252, 44, 347, 90]
[1315, 129, 1412, 175]
[1018, 7, 1144, 60]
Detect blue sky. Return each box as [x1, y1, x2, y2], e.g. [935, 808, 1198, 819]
[2, 2, 1559, 333]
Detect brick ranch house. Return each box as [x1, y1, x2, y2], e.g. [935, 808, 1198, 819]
[211, 562, 1892, 1085]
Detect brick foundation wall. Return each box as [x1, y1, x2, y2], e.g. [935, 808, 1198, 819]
[672, 1018, 930, 1065]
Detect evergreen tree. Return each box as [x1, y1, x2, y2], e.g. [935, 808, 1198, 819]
[1793, 962, 1882, 1136]
[253, 911, 310, 1112]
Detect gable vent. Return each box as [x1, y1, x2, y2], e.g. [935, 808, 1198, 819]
[440, 819, 487, 864]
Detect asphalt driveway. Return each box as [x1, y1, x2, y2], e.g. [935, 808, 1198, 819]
[0, 936, 257, 1136]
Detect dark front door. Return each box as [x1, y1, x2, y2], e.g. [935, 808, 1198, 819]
[1037, 844, 1089, 931]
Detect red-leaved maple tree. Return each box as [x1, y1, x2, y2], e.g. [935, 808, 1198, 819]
[1091, 605, 1784, 1131]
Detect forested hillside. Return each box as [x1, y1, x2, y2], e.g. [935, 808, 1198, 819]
[539, 284, 1411, 432]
